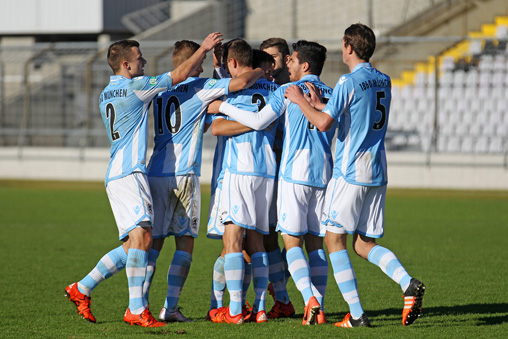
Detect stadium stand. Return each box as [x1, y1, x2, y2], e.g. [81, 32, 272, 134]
[391, 9, 508, 154]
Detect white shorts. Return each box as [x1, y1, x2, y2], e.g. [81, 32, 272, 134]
[276, 178, 326, 237]
[220, 170, 274, 235]
[106, 172, 153, 241]
[207, 186, 225, 239]
[323, 176, 386, 238]
[148, 174, 201, 239]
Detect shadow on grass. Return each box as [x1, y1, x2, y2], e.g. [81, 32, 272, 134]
[356, 303, 508, 326]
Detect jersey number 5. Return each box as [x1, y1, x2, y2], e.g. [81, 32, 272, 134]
[373, 91, 387, 130]
[156, 96, 182, 135]
[105, 103, 121, 141]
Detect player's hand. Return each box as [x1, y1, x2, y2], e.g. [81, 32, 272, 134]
[304, 82, 323, 107]
[284, 85, 306, 104]
[207, 100, 223, 114]
[202, 32, 223, 52]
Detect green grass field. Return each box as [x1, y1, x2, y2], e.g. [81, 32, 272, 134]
[1, 180, 507, 338]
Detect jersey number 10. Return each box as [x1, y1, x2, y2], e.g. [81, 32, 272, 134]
[156, 96, 182, 135]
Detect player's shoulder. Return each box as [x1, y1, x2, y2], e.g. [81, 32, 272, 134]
[253, 78, 279, 90]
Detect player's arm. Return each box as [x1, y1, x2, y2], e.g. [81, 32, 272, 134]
[228, 68, 264, 92]
[284, 84, 335, 131]
[211, 117, 252, 136]
[207, 100, 279, 131]
[171, 32, 223, 86]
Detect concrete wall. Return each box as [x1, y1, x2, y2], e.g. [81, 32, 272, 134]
[1, 147, 507, 190]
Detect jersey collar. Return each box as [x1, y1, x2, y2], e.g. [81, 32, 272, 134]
[299, 74, 320, 82]
[352, 62, 372, 73]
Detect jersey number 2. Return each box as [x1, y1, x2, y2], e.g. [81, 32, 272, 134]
[105, 103, 121, 141]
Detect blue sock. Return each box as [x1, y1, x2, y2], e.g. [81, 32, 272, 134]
[368, 245, 412, 292]
[329, 250, 364, 319]
[251, 252, 269, 313]
[267, 248, 290, 304]
[210, 256, 226, 309]
[143, 248, 159, 307]
[286, 247, 313, 305]
[126, 248, 148, 314]
[309, 249, 328, 311]
[164, 250, 192, 311]
[243, 262, 252, 307]
[78, 245, 127, 296]
[224, 252, 245, 316]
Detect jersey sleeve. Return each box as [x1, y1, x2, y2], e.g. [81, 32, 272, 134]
[323, 75, 353, 121]
[196, 78, 231, 104]
[131, 73, 173, 102]
[219, 102, 280, 130]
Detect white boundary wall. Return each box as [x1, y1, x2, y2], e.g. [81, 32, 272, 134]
[0, 147, 507, 190]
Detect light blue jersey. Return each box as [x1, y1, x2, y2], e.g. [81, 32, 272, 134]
[271, 74, 335, 188]
[147, 77, 231, 177]
[224, 78, 279, 178]
[205, 113, 228, 193]
[99, 73, 173, 185]
[323, 63, 391, 186]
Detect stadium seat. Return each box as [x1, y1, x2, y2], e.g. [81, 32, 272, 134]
[489, 138, 504, 153]
[452, 70, 466, 88]
[495, 24, 508, 40]
[474, 136, 490, 153]
[465, 69, 479, 86]
[447, 136, 461, 152]
[478, 55, 493, 70]
[469, 39, 483, 55]
[439, 71, 453, 87]
[461, 136, 474, 153]
[440, 56, 455, 71]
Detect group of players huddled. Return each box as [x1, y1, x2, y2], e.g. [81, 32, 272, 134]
[65, 23, 425, 329]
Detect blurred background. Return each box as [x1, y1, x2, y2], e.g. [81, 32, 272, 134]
[1, 0, 507, 189]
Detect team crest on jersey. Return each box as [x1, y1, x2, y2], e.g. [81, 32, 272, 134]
[149, 77, 157, 86]
[208, 79, 217, 86]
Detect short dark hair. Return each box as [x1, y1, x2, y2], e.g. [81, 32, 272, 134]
[224, 39, 252, 67]
[253, 49, 275, 69]
[343, 23, 376, 62]
[172, 40, 200, 68]
[107, 40, 139, 73]
[260, 37, 290, 57]
[292, 40, 327, 76]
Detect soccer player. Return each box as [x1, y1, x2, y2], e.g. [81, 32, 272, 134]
[207, 39, 279, 324]
[260, 38, 295, 320]
[206, 49, 276, 320]
[208, 40, 336, 325]
[143, 39, 264, 323]
[260, 37, 291, 85]
[64, 33, 223, 327]
[284, 23, 426, 328]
